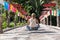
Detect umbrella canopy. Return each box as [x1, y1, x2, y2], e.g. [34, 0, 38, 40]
[25, 16, 31, 20]
[43, 3, 56, 7]
[39, 15, 44, 20]
[43, 8, 52, 11]
[21, 9, 27, 15]
[0, 0, 4, 5]
[39, 11, 48, 20]
[12, 4, 27, 15]
[27, 16, 31, 20]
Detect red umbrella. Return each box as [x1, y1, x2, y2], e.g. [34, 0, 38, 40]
[39, 15, 44, 20]
[43, 3, 56, 7]
[43, 4, 50, 7]
[41, 11, 48, 16]
[21, 9, 27, 15]
[49, 3, 56, 7]
[27, 16, 31, 19]
[25, 16, 31, 20]
[39, 11, 48, 19]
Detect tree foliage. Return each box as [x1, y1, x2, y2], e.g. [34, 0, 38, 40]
[11, 0, 49, 17]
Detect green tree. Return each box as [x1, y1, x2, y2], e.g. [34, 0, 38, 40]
[11, 0, 50, 18]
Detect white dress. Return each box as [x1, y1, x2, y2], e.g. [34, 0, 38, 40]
[29, 18, 37, 27]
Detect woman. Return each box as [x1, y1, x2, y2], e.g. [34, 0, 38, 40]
[27, 13, 40, 31]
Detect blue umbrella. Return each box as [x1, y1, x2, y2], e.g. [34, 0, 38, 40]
[57, 9, 60, 16]
[4, 1, 9, 10]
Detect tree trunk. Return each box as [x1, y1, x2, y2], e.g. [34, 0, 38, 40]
[50, 15, 51, 25]
[14, 15, 17, 26]
[57, 16, 60, 27]
[59, 16, 60, 27]
[47, 17, 48, 25]
[55, 0, 58, 27]
[6, 10, 10, 27]
[0, 15, 3, 33]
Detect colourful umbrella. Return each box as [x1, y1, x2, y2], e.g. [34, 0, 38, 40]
[21, 9, 27, 15]
[43, 3, 56, 7]
[4, 1, 9, 10]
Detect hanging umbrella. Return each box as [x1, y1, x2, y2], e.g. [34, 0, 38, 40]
[39, 15, 44, 20]
[39, 15, 45, 21]
[43, 8, 52, 11]
[0, 0, 4, 5]
[43, 3, 56, 7]
[20, 9, 27, 15]
[43, 4, 50, 7]
[27, 16, 31, 20]
[25, 15, 31, 20]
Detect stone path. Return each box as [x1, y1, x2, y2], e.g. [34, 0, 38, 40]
[0, 24, 60, 40]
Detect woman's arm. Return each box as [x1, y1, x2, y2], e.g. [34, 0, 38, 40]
[27, 19, 30, 25]
[36, 19, 40, 27]
[36, 19, 39, 24]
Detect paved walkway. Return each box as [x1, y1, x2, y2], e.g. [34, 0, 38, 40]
[0, 24, 60, 40]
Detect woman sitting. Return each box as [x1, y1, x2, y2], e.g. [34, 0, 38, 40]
[27, 13, 40, 31]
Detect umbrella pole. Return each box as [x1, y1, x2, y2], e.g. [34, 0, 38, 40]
[0, 4, 3, 33]
[55, 0, 60, 27]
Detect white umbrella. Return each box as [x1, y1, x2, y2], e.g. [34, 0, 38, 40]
[0, 0, 4, 5]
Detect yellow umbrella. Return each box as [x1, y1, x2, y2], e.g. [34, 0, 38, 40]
[19, 12, 25, 18]
[54, 10, 57, 16]
[10, 4, 13, 11]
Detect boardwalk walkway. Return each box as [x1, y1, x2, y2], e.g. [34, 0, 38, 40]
[0, 24, 60, 40]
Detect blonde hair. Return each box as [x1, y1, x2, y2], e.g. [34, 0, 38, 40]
[31, 13, 36, 17]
